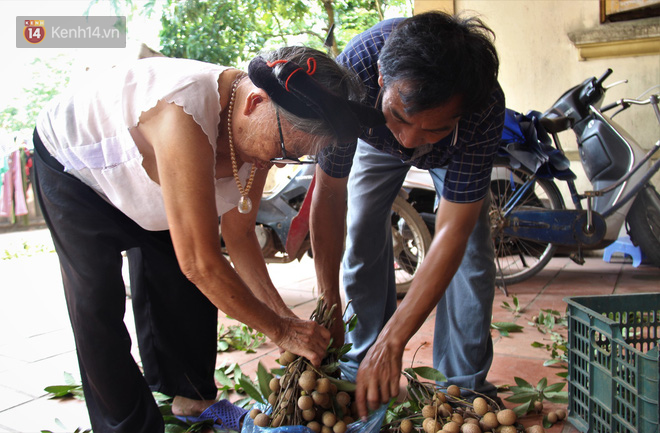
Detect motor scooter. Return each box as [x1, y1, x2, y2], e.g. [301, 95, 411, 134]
[403, 69, 660, 286]
[220, 164, 432, 296]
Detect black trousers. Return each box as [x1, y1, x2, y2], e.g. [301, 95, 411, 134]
[32, 129, 218, 433]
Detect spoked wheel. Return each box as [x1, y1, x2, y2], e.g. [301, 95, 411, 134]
[490, 161, 565, 286]
[391, 195, 433, 297]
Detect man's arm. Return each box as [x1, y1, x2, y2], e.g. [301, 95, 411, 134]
[309, 165, 349, 345]
[354, 197, 485, 418]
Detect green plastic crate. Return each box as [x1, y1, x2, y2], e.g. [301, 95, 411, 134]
[564, 293, 659, 433]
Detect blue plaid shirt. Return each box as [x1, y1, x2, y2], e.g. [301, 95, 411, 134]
[318, 18, 506, 203]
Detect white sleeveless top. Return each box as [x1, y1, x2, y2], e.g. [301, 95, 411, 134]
[37, 57, 253, 231]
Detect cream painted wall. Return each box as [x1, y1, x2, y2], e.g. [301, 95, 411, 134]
[415, 0, 660, 194]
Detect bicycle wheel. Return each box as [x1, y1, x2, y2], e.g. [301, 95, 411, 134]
[391, 194, 433, 297]
[490, 160, 565, 285]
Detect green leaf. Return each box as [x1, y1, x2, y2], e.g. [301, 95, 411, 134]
[256, 362, 273, 401]
[328, 377, 356, 392]
[536, 377, 548, 390]
[544, 392, 569, 404]
[491, 322, 524, 332]
[403, 367, 418, 380]
[44, 385, 81, 398]
[411, 366, 446, 382]
[512, 399, 533, 417]
[514, 377, 534, 389]
[504, 391, 539, 403]
[214, 369, 234, 389]
[217, 340, 230, 352]
[63, 372, 76, 386]
[238, 377, 264, 404]
[346, 314, 358, 333]
[531, 342, 545, 348]
[543, 382, 566, 393]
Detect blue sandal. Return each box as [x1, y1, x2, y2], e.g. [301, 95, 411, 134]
[176, 399, 248, 431]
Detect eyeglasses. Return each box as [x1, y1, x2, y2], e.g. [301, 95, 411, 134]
[270, 108, 318, 165]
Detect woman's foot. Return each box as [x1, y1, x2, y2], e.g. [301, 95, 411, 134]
[171, 395, 217, 417]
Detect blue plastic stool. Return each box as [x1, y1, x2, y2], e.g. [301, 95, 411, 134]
[603, 235, 645, 267]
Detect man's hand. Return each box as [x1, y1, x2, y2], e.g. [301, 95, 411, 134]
[354, 336, 404, 420]
[273, 317, 331, 367]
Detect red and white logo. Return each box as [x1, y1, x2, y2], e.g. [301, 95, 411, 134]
[24, 20, 45, 44]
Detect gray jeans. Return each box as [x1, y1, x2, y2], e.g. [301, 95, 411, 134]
[341, 139, 497, 396]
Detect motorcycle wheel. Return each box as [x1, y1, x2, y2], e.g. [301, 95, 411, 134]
[626, 183, 660, 267]
[392, 194, 433, 297]
[490, 160, 565, 286]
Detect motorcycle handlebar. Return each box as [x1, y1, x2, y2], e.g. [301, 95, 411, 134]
[595, 68, 614, 88]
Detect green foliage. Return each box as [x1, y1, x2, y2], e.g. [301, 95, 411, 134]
[530, 309, 568, 376]
[501, 294, 522, 317]
[491, 321, 524, 337]
[504, 376, 568, 417]
[217, 322, 266, 353]
[2, 241, 55, 260]
[154, 0, 410, 65]
[44, 372, 85, 400]
[0, 55, 72, 134]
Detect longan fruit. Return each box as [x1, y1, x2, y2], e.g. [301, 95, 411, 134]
[322, 411, 337, 427]
[481, 412, 499, 430]
[496, 409, 517, 426]
[438, 403, 452, 418]
[555, 408, 567, 420]
[254, 413, 270, 427]
[321, 426, 333, 433]
[451, 413, 464, 425]
[302, 408, 316, 421]
[460, 423, 481, 433]
[336, 391, 351, 407]
[533, 400, 543, 413]
[333, 420, 347, 433]
[316, 377, 332, 394]
[422, 404, 437, 419]
[447, 385, 461, 398]
[546, 412, 558, 424]
[269, 377, 281, 393]
[299, 370, 318, 392]
[472, 397, 489, 417]
[423, 418, 441, 433]
[498, 426, 517, 433]
[400, 419, 414, 433]
[443, 421, 460, 433]
[307, 421, 322, 433]
[524, 426, 545, 433]
[434, 392, 448, 404]
[279, 351, 297, 366]
[268, 392, 278, 405]
[298, 395, 314, 410]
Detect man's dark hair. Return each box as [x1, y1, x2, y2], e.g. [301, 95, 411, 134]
[378, 11, 499, 115]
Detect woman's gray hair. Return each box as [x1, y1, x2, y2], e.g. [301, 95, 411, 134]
[258, 46, 364, 152]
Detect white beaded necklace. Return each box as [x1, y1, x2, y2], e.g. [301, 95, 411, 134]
[227, 75, 257, 214]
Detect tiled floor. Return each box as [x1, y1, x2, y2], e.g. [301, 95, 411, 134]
[0, 227, 658, 433]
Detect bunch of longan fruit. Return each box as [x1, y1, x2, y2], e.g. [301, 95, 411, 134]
[393, 385, 553, 433]
[248, 350, 357, 433]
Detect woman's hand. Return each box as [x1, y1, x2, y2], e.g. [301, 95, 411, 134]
[274, 317, 331, 367]
[354, 337, 404, 420]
